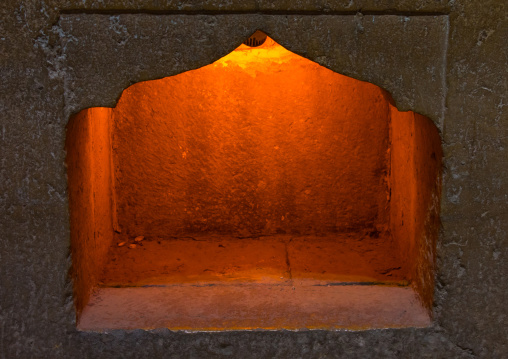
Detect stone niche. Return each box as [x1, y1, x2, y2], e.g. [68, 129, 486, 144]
[66, 33, 442, 331]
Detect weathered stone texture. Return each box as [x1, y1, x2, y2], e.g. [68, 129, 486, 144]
[0, 0, 506, 358]
[60, 13, 448, 122]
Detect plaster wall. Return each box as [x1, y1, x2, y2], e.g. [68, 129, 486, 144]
[0, 1, 506, 358]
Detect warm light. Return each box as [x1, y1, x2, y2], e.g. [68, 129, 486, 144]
[66, 33, 442, 331]
[214, 37, 294, 71]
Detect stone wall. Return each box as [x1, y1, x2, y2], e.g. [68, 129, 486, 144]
[0, 1, 506, 357]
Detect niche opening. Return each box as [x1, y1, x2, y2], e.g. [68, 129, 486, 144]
[66, 33, 442, 331]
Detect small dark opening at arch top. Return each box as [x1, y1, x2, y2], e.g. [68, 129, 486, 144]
[243, 31, 268, 47]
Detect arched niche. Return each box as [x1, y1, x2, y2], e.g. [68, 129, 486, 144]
[66, 32, 442, 331]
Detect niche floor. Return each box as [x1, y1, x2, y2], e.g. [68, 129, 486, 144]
[77, 233, 430, 331]
[101, 233, 406, 286]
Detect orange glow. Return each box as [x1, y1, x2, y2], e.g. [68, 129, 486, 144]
[66, 34, 442, 330]
[215, 37, 295, 69]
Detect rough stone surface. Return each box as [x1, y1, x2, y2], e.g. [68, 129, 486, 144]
[0, 1, 507, 358]
[111, 46, 392, 237]
[59, 13, 448, 122]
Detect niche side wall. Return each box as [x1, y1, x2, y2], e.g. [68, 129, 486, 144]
[390, 104, 442, 311]
[66, 108, 115, 315]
